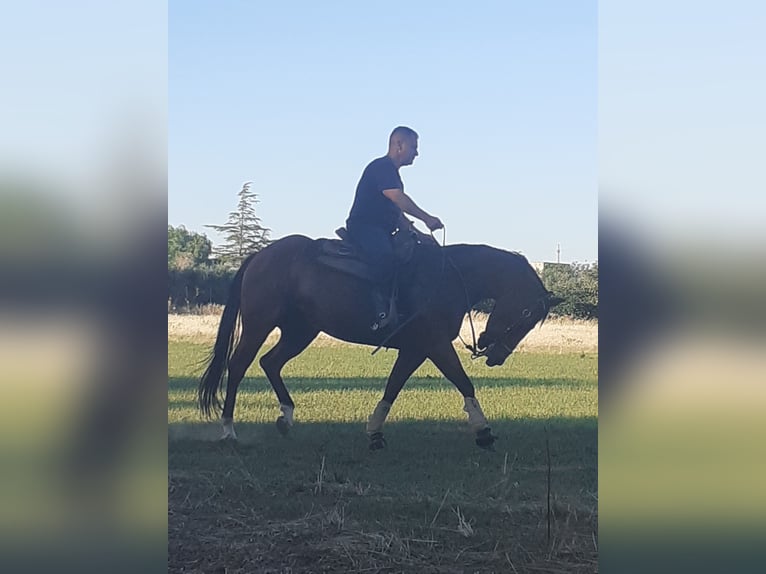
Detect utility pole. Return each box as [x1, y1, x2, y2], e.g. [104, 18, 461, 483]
[556, 243, 561, 263]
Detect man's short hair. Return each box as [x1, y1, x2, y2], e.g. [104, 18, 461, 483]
[389, 126, 418, 143]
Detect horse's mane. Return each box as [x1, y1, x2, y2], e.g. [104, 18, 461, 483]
[443, 243, 539, 274]
[408, 242, 547, 298]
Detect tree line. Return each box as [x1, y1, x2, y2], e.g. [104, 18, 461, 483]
[169, 182, 270, 309]
[169, 183, 597, 318]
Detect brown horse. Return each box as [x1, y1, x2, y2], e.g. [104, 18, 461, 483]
[199, 234, 560, 449]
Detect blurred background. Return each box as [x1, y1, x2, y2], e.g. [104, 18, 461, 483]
[0, 1, 166, 572]
[1, 1, 764, 573]
[599, 1, 766, 571]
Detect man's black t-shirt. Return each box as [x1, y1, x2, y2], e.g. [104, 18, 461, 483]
[346, 156, 402, 232]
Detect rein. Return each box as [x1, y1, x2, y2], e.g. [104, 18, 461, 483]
[408, 226, 483, 359]
[430, 227, 489, 360]
[446, 252, 485, 359]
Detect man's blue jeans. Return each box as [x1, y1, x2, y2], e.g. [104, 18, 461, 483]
[345, 222, 395, 288]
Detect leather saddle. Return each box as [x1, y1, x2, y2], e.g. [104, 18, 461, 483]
[314, 227, 378, 282]
[315, 223, 436, 281]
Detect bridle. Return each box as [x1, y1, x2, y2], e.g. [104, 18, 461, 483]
[459, 292, 549, 361]
[432, 226, 552, 361]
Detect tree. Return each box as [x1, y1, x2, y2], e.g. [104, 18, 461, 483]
[168, 225, 213, 270]
[205, 181, 270, 267]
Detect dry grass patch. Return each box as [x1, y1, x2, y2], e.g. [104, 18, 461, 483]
[168, 311, 596, 353]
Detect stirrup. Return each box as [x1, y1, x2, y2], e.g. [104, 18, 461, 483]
[370, 310, 397, 331]
[371, 311, 392, 331]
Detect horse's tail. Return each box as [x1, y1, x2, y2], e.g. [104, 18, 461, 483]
[198, 253, 258, 418]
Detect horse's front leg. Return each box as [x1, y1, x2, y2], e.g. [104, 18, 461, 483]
[463, 397, 497, 449]
[367, 349, 426, 450]
[427, 343, 497, 449]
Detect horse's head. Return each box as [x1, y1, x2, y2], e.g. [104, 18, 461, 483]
[477, 290, 562, 367]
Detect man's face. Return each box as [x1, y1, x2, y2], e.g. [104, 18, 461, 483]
[400, 136, 419, 166]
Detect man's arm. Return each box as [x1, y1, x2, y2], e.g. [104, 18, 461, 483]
[383, 188, 443, 231]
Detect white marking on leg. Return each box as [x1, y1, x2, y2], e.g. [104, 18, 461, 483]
[463, 397, 489, 432]
[221, 417, 237, 440]
[279, 404, 294, 426]
[366, 400, 392, 434]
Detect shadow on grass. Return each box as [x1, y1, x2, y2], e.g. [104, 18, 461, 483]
[169, 374, 595, 394]
[169, 416, 596, 476]
[169, 416, 597, 535]
[169, 417, 597, 573]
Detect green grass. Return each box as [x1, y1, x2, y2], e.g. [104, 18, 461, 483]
[169, 341, 597, 573]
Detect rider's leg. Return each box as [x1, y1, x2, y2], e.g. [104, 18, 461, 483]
[346, 223, 396, 329]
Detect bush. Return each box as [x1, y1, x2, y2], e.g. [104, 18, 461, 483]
[168, 265, 236, 310]
[542, 262, 598, 319]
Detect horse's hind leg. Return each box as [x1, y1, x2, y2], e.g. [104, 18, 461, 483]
[259, 320, 318, 435]
[220, 325, 273, 440]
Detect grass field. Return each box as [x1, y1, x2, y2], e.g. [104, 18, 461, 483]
[169, 316, 598, 573]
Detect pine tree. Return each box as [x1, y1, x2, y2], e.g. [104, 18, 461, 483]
[205, 182, 270, 267]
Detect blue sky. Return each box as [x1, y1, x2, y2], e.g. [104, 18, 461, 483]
[1, 1, 166, 186]
[600, 0, 766, 248]
[169, 1, 597, 264]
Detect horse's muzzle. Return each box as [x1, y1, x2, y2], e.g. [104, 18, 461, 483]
[483, 343, 504, 367]
[484, 340, 516, 367]
[477, 331, 490, 350]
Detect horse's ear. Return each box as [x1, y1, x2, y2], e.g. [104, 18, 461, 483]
[547, 293, 564, 307]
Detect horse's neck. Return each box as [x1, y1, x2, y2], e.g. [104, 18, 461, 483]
[443, 245, 508, 304]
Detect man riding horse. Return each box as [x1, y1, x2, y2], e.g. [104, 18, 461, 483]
[345, 126, 444, 331]
[199, 127, 562, 450]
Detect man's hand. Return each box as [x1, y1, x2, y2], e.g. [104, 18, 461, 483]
[384, 189, 444, 232]
[424, 215, 444, 231]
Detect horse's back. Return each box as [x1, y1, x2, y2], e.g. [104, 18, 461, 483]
[247, 234, 313, 263]
[240, 235, 314, 285]
[270, 234, 315, 250]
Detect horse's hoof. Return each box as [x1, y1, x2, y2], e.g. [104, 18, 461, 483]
[276, 416, 291, 436]
[475, 427, 498, 449]
[368, 432, 387, 451]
